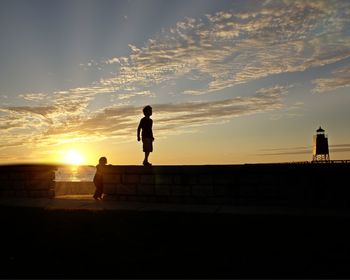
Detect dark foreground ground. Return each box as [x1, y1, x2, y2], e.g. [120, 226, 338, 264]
[1, 206, 350, 279]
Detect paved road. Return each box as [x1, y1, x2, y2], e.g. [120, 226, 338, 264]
[1, 195, 349, 216]
[1, 196, 350, 278]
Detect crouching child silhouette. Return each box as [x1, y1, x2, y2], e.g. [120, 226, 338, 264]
[137, 105, 154, 166]
[93, 156, 107, 200]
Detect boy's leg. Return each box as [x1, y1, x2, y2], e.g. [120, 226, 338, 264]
[94, 184, 103, 199]
[142, 138, 152, 165]
[93, 188, 99, 199]
[143, 151, 150, 165]
[143, 152, 151, 165]
[99, 185, 104, 198]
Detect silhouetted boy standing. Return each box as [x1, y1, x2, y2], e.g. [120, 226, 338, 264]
[137, 105, 154, 166]
[93, 156, 107, 200]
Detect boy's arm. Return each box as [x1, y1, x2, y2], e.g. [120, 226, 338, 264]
[151, 119, 154, 141]
[137, 121, 141, 141]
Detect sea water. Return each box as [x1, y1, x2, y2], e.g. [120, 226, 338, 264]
[55, 165, 96, 182]
[54, 166, 96, 196]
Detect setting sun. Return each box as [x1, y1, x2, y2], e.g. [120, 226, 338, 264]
[63, 150, 85, 165]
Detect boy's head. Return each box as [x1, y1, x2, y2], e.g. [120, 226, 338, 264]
[143, 105, 152, 117]
[99, 156, 107, 165]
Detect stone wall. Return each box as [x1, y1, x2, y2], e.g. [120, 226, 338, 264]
[0, 163, 349, 207]
[0, 165, 56, 198]
[102, 163, 350, 209]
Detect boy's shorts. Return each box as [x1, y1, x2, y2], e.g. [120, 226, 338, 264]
[142, 138, 153, 153]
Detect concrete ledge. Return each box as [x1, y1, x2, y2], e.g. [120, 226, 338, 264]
[55, 182, 95, 195]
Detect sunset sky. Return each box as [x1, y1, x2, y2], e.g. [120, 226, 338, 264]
[1, 0, 350, 165]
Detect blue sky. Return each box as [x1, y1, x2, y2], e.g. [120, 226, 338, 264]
[0, 0, 350, 165]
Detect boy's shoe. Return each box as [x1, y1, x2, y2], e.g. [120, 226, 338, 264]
[143, 161, 152, 166]
[93, 194, 99, 200]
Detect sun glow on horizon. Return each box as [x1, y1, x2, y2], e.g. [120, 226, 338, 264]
[63, 150, 85, 165]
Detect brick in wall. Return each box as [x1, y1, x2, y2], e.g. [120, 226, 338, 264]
[116, 184, 137, 195]
[155, 175, 173, 185]
[155, 185, 171, 196]
[140, 175, 155, 184]
[170, 185, 191, 196]
[137, 184, 155, 195]
[192, 185, 213, 197]
[103, 183, 117, 195]
[123, 175, 140, 184]
[103, 174, 122, 184]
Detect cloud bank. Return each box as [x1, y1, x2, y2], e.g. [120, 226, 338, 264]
[1, 0, 350, 153]
[1, 85, 287, 150]
[103, 0, 350, 95]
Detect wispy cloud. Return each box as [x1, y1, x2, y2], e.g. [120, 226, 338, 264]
[118, 90, 156, 100]
[5, 106, 56, 117]
[312, 65, 350, 93]
[269, 101, 305, 120]
[257, 144, 350, 156]
[19, 93, 48, 102]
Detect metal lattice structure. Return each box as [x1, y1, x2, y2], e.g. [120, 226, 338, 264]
[312, 126, 330, 162]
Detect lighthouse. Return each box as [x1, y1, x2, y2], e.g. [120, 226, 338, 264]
[312, 126, 330, 162]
